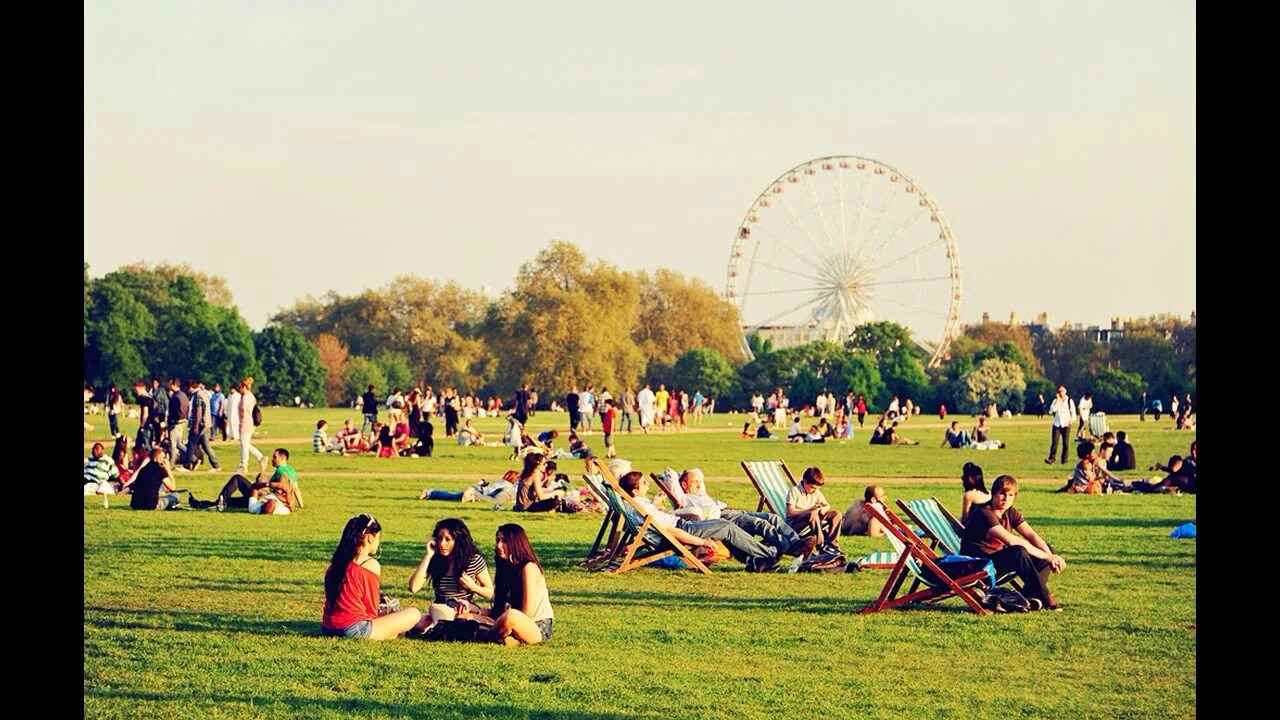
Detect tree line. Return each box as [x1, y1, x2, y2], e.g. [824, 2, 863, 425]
[83, 245, 1195, 413]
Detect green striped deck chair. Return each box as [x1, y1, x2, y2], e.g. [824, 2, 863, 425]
[584, 458, 711, 575]
[740, 460, 798, 516]
[851, 550, 900, 570]
[897, 497, 964, 555]
[897, 497, 1021, 591]
[859, 503, 990, 615]
[1089, 412, 1108, 438]
[579, 472, 623, 569]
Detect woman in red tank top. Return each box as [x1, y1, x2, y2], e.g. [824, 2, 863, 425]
[322, 514, 428, 639]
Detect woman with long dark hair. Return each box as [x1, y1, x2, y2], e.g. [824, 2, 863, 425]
[458, 523, 554, 645]
[960, 462, 991, 520]
[514, 453, 563, 512]
[321, 514, 426, 639]
[408, 518, 494, 621]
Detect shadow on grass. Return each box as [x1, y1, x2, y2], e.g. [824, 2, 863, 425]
[549, 587, 940, 616]
[85, 606, 318, 637]
[84, 688, 657, 719]
[1044, 517, 1196, 530]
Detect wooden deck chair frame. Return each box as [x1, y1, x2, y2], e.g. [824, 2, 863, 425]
[579, 471, 623, 570]
[859, 503, 989, 615]
[584, 457, 711, 575]
[740, 459, 821, 543]
[648, 472, 684, 508]
[896, 496, 1022, 592]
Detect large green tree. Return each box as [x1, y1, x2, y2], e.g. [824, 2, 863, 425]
[634, 269, 746, 377]
[255, 326, 327, 406]
[486, 241, 645, 396]
[668, 348, 738, 401]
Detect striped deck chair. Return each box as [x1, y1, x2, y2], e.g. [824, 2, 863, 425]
[740, 459, 797, 516]
[584, 458, 711, 575]
[1089, 412, 1108, 438]
[579, 472, 623, 569]
[859, 502, 991, 615]
[897, 497, 1021, 591]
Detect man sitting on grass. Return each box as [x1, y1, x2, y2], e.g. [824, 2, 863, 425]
[840, 485, 887, 537]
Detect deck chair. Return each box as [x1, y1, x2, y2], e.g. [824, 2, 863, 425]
[648, 472, 684, 509]
[740, 459, 797, 516]
[1089, 412, 1108, 438]
[858, 502, 991, 615]
[579, 472, 623, 569]
[897, 497, 1022, 591]
[583, 457, 711, 575]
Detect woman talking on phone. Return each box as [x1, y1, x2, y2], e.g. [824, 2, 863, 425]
[407, 518, 494, 621]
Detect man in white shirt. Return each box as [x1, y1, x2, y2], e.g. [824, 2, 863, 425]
[1045, 385, 1077, 465]
[665, 467, 814, 558]
[1076, 393, 1094, 438]
[618, 470, 782, 572]
[636, 384, 656, 434]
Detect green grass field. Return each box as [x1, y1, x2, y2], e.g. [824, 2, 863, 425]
[84, 409, 1196, 719]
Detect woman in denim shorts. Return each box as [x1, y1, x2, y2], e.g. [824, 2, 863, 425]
[457, 523, 554, 645]
[321, 514, 428, 639]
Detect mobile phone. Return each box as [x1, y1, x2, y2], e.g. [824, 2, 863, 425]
[445, 598, 460, 609]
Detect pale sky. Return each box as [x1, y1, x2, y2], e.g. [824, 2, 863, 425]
[84, 1, 1196, 337]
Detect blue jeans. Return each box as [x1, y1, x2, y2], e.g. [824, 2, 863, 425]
[322, 619, 373, 638]
[426, 489, 465, 501]
[720, 508, 802, 555]
[361, 413, 377, 435]
[621, 412, 633, 433]
[675, 518, 777, 561]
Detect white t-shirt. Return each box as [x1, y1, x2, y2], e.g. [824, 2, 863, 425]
[249, 494, 291, 515]
[786, 485, 827, 513]
[239, 390, 257, 429]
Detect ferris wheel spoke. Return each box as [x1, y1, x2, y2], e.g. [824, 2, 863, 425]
[776, 194, 834, 261]
[802, 172, 838, 251]
[752, 225, 831, 277]
[859, 276, 952, 288]
[860, 184, 900, 259]
[837, 169, 848, 254]
[867, 207, 929, 261]
[878, 295, 949, 318]
[847, 171, 874, 255]
[744, 293, 829, 331]
[865, 236, 946, 276]
[738, 286, 836, 298]
[752, 259, 828, 285]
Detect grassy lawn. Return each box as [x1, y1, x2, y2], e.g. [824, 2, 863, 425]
[84, 408, 1196, 718]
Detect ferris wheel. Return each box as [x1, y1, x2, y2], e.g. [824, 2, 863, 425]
[726, 155, 961, 367]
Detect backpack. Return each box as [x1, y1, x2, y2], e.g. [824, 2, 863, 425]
[420, 618, 486, 643]
[797, 550, 848, 573]
[972, 585, 1033, 613]
[251, 404, 263, 427]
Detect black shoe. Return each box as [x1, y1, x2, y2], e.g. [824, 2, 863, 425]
[1043, 458, 1055, 465]
[749, 554, 782, 573]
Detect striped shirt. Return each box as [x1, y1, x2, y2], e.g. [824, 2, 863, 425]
[433, 553, 488, 603]
[313, 428, 328, 452]
[83, 455, 119, 485]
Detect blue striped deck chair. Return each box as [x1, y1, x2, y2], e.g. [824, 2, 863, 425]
[579, 472, 623, 569]
[584, 458, 711, 575]
[859, 503, 990, 615]
[897, 496, 1022, 591]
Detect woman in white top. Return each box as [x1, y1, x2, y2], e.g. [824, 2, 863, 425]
[458, 523, 554, 645]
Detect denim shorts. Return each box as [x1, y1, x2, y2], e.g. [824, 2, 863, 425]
[535, 618, 554, 642]
[322, 619, 373, 639]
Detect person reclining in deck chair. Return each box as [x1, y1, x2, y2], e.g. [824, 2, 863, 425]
[617, 470, 784, 572]
[661, 467, 817, 559]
